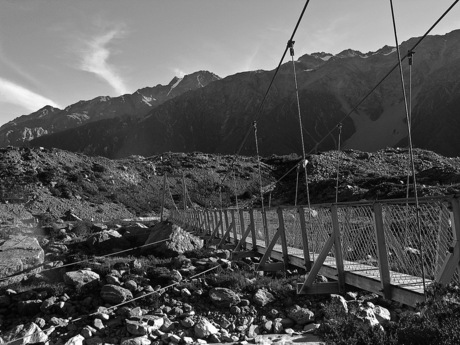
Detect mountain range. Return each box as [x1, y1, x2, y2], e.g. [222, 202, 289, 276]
[1, 29, 460, 157]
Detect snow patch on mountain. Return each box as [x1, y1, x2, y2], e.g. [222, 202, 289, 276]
[167, 77, 183, 96]
[197, 75, 204, 87]
[66, 113, 90, 123]
[383, 48, 397, 55]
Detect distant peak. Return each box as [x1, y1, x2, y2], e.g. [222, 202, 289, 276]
[168, 76, 181, 85]
[335, 49, 365, 58]
[311, 52, 334, 61]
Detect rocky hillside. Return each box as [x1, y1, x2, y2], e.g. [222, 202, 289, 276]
[0, 71, 220, 148]
[1, 147, 460, 344]
[19, 29, 460, 158]
[1, 146, 460, 225]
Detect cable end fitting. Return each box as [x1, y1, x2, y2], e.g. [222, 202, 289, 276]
[408, 50, 414, 65]
[288, 40, 295, 56]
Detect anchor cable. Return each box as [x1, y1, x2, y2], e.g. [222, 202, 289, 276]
[389, 0, 427, 297]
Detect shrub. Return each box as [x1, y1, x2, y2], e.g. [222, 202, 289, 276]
[317, 283, 460, 345]
[317, 300, 397, 345]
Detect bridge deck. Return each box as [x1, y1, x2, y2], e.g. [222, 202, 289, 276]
[235, 238, 429, 306]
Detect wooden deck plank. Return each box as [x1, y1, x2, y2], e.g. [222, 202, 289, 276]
[183, 229, 431, 306]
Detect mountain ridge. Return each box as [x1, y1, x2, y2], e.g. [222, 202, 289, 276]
[0, 70, 220, 147]
[3, 29, 460, 157]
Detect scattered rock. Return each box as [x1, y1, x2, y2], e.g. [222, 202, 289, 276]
[142, 222, 203, 257]
[209, 287, 241, 307]
[194, 318, 219, 339]
[100, 284, 133, 305]
[63, 270, 100, 289]
[287, 305, 315, 325]
[253, 288, 275, 307]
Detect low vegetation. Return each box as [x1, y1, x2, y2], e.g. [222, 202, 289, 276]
[318, 283, 460, 345]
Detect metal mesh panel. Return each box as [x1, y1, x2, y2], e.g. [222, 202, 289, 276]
[282, 208, 304, 250]
[337, 205, 379, 276]
[264, 208, 280, 246]
[252, 209, 266, 245]
[305, 206, 333, 261]
[240, 210, 252, 246]
[231, 210, 242, 241]
[382, 199, 452, 286]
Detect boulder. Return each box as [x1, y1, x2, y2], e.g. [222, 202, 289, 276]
[194, 317, 218, 339]
[3, 322, 48, 344]
[141, 222, 203, 257]
[253, 288, 275, 307]
[120, 336, 151, 345]
[126, 319, 149, 336]
[0, 235, 44, 284]
[209, 287, 241, 307]
[121, 226, 152, 246]
[287, 305, 315, 325]
[331, 294, 348, 314]
[64, 334, 85, 345]
[100, 284, 133, 305]
[63, 270, 100, 289]
[86, 230, 131, 254]
[373, 305, 391, 324]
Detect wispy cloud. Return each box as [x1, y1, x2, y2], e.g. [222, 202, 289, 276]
[0, 42, 42, 89]
[79, 28, 128, 95]
[172, 68, 186, 78]
[0, 77, 60, 111]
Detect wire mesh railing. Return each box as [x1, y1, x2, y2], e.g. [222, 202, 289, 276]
[171, 195, 460, 294]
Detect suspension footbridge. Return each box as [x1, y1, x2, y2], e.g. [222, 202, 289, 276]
[170, 196, 460, 306]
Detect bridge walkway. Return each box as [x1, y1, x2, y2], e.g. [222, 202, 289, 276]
[170, 196, 460, 306]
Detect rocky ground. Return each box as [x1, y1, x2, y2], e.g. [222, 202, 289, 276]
[0, 220, 404, 345]
[1, 146, 460, 344]
[2, 146, 460, 225]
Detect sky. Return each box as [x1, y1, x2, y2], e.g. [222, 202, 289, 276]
[0, 0, 459, 127]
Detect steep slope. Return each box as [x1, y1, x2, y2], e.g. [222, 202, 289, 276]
[0, 71, 220, 148]
[31, 30, 460, 157]
[2, 146, 460, 224]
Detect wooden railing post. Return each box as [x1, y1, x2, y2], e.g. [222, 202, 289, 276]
[224, 210, 230, 238]
[298, 207, 312, 271]
[373, 203, 392, 299]
[262, 209, 270, 247]
[231, 210, 237, 243]
[239, 209, 246, 248]
[277, 207, 290, 268]
[331, 205, 345, 293]
[249, 209, 257, 250]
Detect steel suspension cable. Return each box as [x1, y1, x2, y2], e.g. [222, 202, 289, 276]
[288, 40, 314, 247]
[295, 166, 300, 206]
[263, 0, 459, 193]
[406, 50, 414, 201]
[404, 51, 414, 247]
[253, 121, 269, 245]
[5, 264, 222, 345]
[390, 0, 427, 297]
[220, 0, 312, 186]
[305, 0, 459, 156]
[0, 238, 170, 283]
[335, 123, 343, 204]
